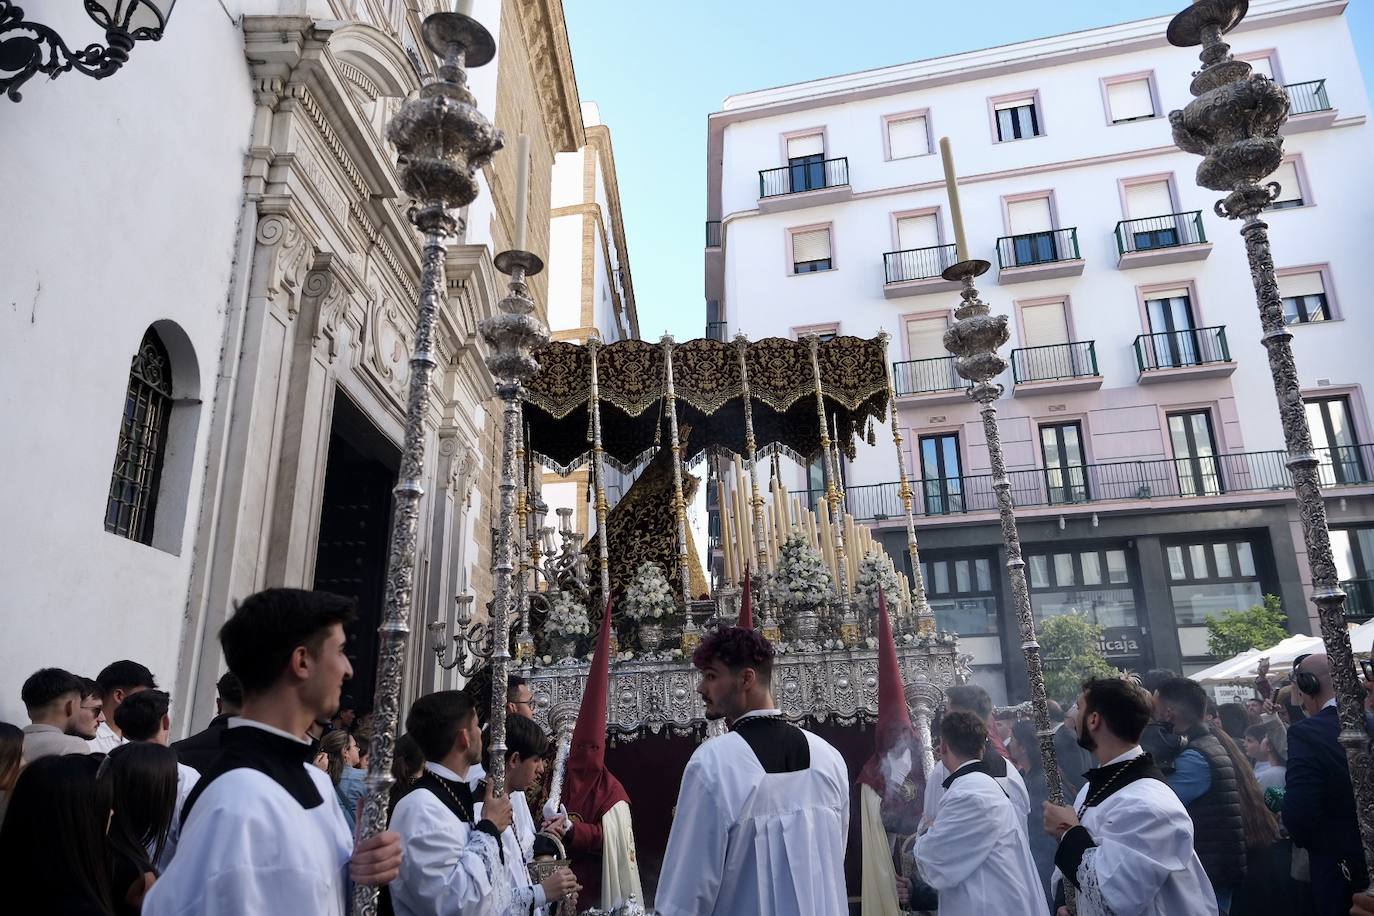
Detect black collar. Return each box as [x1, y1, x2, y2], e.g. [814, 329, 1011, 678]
[414, 769, 479, 825]
[180, 724, 322, 825]
[1081, 753, 1164, 808]
[942, 759, 990, 790]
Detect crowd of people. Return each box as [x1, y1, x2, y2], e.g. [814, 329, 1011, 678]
[0, 583, 1370, 916]
[963, 654, 1374, 916]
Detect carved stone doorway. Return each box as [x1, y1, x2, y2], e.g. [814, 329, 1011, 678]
[313, 389, 399, 713]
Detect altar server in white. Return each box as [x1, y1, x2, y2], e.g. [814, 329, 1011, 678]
[922, 684, 1029, 829]
[913, 709, 1046, 915]
[389, 690, 577, 916]
[1042, 677, 1217, 916]
[142, 588, 402, 916]
[656, 626, 850, 916]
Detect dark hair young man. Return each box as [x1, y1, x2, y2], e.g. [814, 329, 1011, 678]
[90, 659, 158, 753]
[19, 668, 92, 761]
[924, 683, 1030, 828]
[142, 588, 401, 916]
[1153, 677, 1247, 913]
[506, 675, 535, 720]
[115, 689, 202, 871]
[389, 690, 575, 915]
[1042, 678, 1216, 916]
[657, 626, 850, 915]
[170, 671, 242, 773]
[912, 710, 1046, 913]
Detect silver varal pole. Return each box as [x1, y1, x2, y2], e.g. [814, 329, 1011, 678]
[879, 331, 935, 638]
[1168, 0, 1374, 882]
[661, 337, 694, 604]
[942, 258, 1066, 810]
[356, 11, 502, 916]
[481, 246, 549, 796]
[734, 335, 775, 635]
[808, 335, 854, 640]
[588, 337, 613, 603]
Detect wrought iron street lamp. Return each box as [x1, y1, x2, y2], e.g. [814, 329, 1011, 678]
[0, 0, 176, 101]
[1167, 0, 1374, 884]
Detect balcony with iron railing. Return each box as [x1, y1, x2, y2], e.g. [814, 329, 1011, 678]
[1010, 341, 1102, 394]
[1282, 79, 1337, 133]
[882, 243, 961, 298]
[705, 320, 728, 342]
[1115, 211, 1211, 268]
[891, 356, 968, 405]
[1134, 326, 1235, 382]
[996, 227, 1084, 284]
[757, 157, 852, 213]
[808, 444, 1374, 523]
[1342, 577, 1374, 621]
[706, 220, 721, 248]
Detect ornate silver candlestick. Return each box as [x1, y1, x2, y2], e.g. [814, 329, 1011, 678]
[481, 247, 550, 796]
[355, 10, 502, 915]
[941, 258, 1066, 809]
[1168, 0, 1373, 881]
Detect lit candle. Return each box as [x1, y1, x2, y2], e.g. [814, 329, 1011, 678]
[939, 136, 970, 263]
[514, 133, 530, 252]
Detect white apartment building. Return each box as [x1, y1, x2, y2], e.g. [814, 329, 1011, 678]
[542, 101, 641, 536]
[705, 0, 1374, 701]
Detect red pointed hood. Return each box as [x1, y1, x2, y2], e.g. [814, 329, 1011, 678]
[738, 564, 753, 629]
[562, 596, 629, 823]
[857, 588, 922, 798]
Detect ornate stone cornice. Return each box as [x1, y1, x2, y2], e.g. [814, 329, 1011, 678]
[512, 0, 585, 152]
[582, 124, 637, 338]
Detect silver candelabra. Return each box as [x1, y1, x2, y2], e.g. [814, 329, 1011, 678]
[942, 257, 1066, 809]
[354, 9, 503, 916]
[1167, 0, 1373, 883]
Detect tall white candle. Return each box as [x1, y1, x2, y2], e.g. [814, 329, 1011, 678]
[455, 0, 475, 16]
[939, 136, 970, 263]
[514, 134, 531, 252]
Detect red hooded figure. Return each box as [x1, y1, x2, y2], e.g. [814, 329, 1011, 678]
[737, 563, 754, 629]
[560, 597, 641, 909]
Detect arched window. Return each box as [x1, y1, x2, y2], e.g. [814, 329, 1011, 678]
[105, 328, 174, 545]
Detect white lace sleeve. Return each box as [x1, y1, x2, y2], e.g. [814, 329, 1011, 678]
[1076, 847, 1118, 916]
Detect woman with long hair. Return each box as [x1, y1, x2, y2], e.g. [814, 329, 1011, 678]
[100, 742, 178, 914]
[0, 721, 23, 829]
[388, 732, 424, 816]
[0, 754, 116, 915]
[319, 729, 367, 830]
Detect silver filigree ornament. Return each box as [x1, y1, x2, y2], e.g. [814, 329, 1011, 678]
[353, 11, 503, 916]
[1167, 0, 1374, 885]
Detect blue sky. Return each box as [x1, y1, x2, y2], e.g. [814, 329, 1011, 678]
[563, 1, 1374, 342]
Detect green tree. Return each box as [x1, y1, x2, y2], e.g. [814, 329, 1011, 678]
[1038, 613, 1120, 706]
[1204, 594, 1288, 659]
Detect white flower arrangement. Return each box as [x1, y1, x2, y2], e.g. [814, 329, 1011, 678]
[624, 562, 676, 621]
[768, 533, 832, 610]
[546, 591, 591, 638]
[854, 550, 903, 613]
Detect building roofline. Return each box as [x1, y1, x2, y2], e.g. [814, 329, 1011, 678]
[704, 0, 1345, 225]
[713, 0, 1344, 116]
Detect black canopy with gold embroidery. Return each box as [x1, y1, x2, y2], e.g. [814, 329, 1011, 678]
[522, 335, 890, 474]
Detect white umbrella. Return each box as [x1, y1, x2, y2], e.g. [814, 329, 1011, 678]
[1194, 622, 1374, 684]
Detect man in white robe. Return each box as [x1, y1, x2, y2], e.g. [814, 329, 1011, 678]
[142, 588, 402, 916]
[922, 684, 1029, 828]
[656, 626, 850, 916]
[390, 689, 577, 916]
[1042, 677, 1217, 916]
[914, 709, 1046, 915]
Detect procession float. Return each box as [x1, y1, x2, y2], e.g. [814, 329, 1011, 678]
[460, 332, 972, 904]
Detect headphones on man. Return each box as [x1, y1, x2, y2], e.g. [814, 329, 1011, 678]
[1292, 653, 1322, 697]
